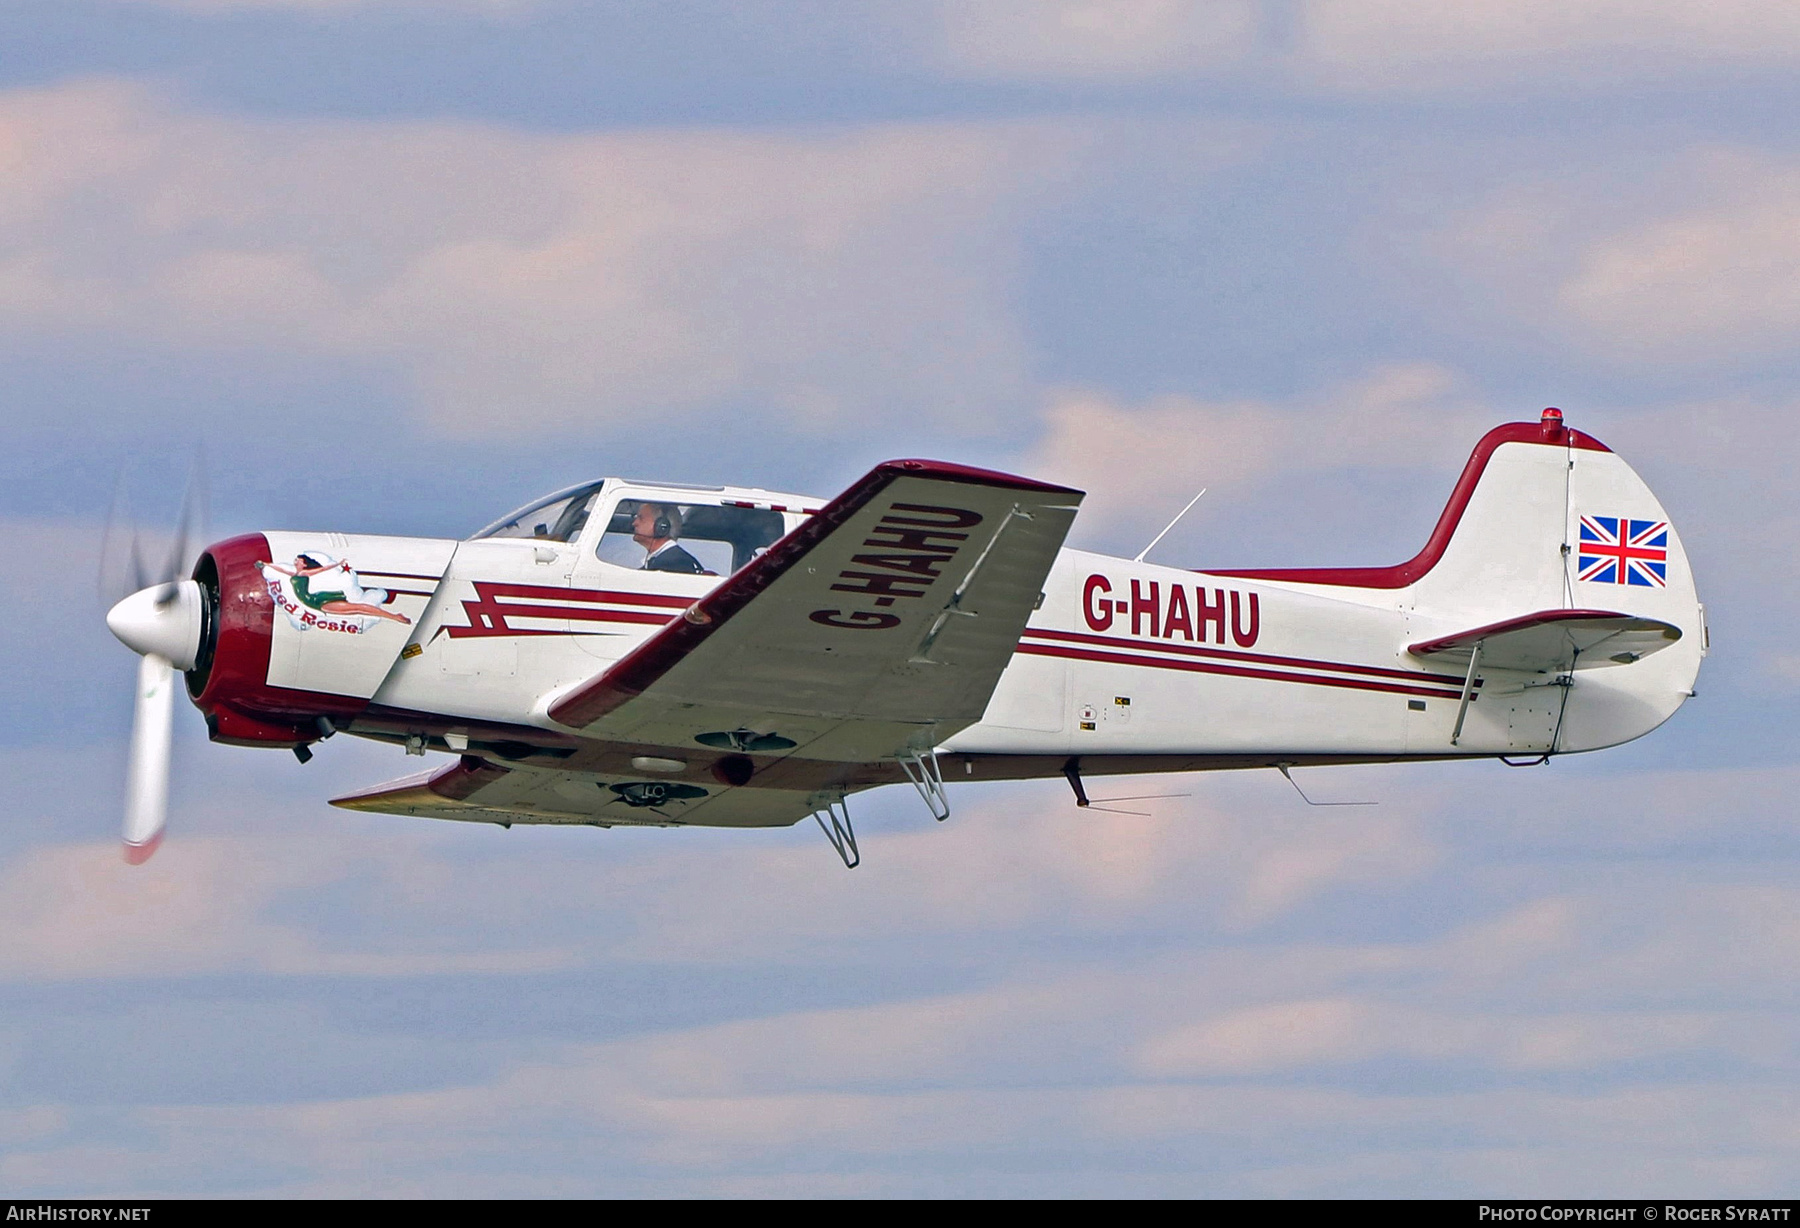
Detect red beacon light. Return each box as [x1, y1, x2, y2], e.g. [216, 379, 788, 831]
[1540, 406, 1564, 441]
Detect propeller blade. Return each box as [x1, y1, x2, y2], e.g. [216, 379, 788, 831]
[122, 653, 175, 865]
[101, 455, 210, 611]
[104, 456, 208, 864]
[97, 473, 144, 608]
[155, 455, 208, 605]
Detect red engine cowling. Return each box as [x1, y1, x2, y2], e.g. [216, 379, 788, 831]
[186, 533, 365, 748]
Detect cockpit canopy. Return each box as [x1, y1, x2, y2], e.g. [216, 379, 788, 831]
[472, 479, 793, 575]
[472, 481, 605, 544]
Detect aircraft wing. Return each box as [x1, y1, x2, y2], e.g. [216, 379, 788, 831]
[1408, 608, 1682, 673]
[331, 756, 818, 828]
[547, 459, 1083, 767]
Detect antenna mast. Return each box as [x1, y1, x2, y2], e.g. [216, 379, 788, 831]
[1133, 488, 1206, 564]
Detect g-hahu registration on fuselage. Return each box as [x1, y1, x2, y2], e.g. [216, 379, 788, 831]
[105, 410, 1705, 866]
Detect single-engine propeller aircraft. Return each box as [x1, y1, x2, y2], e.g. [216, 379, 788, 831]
[106, 409, 1704, 867]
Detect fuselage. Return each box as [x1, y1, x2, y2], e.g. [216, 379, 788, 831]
[177, 449, 1704, 790]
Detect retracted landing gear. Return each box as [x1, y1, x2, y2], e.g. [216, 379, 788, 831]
[811, 747, 952, 870]
[812, 796, 859, 869]
[898, 747, 950, 823]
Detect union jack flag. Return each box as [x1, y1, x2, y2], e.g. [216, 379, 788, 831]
[1578, 515, 1668, 587]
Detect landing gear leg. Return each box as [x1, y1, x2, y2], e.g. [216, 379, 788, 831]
[898, 747, 950, 822]
[812, 797, 859, 869]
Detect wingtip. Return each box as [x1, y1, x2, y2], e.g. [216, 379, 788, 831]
[877, 458, 1085, 498]
[122, 831, 163, 865]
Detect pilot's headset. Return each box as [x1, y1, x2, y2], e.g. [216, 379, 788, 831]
[648, 502, 681, 540]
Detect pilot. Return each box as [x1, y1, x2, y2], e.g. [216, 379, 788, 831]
[632, 502, 705, 574]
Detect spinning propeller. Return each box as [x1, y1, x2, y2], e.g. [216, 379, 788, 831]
[100, 469, 208, 865]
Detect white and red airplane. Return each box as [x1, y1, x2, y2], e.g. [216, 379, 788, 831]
[105, 409, 1704, 867]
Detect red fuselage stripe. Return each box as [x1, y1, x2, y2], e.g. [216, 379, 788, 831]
[1019, 626, 1461, 686]
[491, 604, 672, 626]
[1016, 642, 1470, 700]
[468, 581, 693, 608]
[445, 581, 692, 638]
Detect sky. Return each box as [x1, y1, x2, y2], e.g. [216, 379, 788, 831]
[2, 0, 1798, 1198]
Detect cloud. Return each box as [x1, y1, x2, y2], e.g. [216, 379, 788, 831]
[10, 919, 1792, 1194]
[0, 768, 1432, 980]
[1135, 996, 1378, 1073]
[1133, 996, 1765, 1077]
[0, 1107, 67, 1149]
[0, 835, 575, 980]
[4, 760, 1799, 1193]
[1295, 0, 1800, 91]
[1424, 147, 1800, 374]
[109, 0, 532, 13]
[933, 1, 1800, 94]
[1555, 161, 1800, 365]
[1019, 363, 1489, 540]
[0, 80, 1091, 437]
[1769, 655, 1800, 688]
[931, 1, 1800, 94]
[582, 781, 1440, 961]
[938, 0, 1259, 80]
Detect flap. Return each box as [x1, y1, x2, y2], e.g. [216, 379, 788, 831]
[546, 459, 1083, 744]
[1408, 608, 1682, 673]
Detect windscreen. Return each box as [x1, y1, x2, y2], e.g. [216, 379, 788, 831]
[471, 481, 606, 542]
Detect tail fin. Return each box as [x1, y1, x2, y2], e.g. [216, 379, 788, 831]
[1414, 410, 1618, 616]
[1221, 409, 1706, 752]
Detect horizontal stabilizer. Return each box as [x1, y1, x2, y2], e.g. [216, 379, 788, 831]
[1408, 609, 1681, 673]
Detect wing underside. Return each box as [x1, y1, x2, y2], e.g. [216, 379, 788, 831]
[331, 756, 821, 829]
